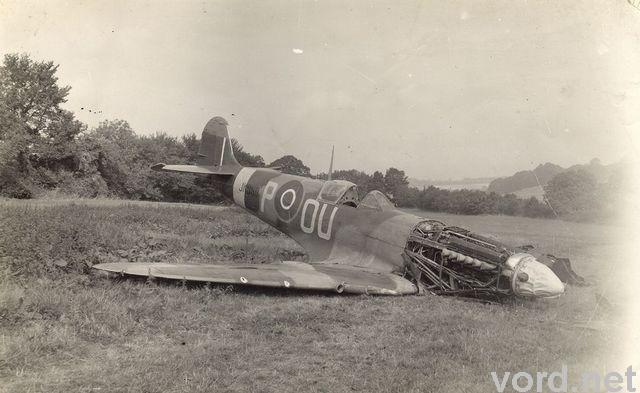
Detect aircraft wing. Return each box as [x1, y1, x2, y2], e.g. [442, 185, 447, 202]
[92, 261, 417, 295]
[150, 163, 237, 176]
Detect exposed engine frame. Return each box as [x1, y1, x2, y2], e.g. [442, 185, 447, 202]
[403, 220, 527, 297]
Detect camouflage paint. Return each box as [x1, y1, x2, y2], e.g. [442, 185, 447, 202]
[96, 117, 565, 298]
[221, 167, 423, 273]
[93, 261, 417, 295]
[95, 116, 425, 294]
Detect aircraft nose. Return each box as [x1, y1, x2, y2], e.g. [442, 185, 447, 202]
[510, 255, 565, 298]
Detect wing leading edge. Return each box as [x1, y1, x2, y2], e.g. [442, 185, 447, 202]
[92, 261, 417, 295]
[150, 163, 238, 176]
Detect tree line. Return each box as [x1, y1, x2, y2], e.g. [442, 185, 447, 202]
[316, 168, 555, 218]
[0, 54, 630, 221]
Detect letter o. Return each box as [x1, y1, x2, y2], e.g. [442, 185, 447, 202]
[512, 372, 534, 393]
[280, 189, 296, 210]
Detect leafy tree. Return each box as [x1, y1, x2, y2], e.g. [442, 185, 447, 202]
[521, 196, 554, 218]
[0, 53, 83, 197]
[394, 185, 419, 208]
[30, 110, 85, 170]
[332, 169, 370, 185]
[0, 53, 71, 136]
[269, 155, 310, 177]
[544, 169, 599, 220]
[81, 120, 140, 197]
[494, 193, 521, 216]
[383, 167, 409, 198]
[231, 139, 265, 167]
[78, 122, 225, 202]
[181, 133, 200, 162]
[449, 189, 491, 215]
[367, 171, 386, 193]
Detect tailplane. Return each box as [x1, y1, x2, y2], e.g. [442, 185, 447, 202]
[152, 116, 241, 176]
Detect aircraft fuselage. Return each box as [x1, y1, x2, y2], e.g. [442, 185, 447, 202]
[217, 167, 422, 273]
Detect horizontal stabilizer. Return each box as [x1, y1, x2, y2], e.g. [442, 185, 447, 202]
[93, 261, 417, 295]
[151, 163, 238, 176]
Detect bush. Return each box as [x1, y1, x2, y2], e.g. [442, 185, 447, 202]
[544, 170, 599, 221]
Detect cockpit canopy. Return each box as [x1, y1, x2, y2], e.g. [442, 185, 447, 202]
[317, 180, 359, 207]
[358, 190, 395, 211]
[317, 180, 394, 210]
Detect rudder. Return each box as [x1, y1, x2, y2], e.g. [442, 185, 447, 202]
[197, 117, 241, 168]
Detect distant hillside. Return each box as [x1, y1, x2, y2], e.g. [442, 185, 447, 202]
[408, 177, 495, 190]
[487, 163, 564, 194]
[487, 159, 617, 195]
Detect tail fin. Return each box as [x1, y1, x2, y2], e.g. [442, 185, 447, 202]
[197, 117, 240, 168]
[151, 116, 241, 176]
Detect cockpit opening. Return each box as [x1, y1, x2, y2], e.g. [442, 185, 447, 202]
[317, 180, 360, 207]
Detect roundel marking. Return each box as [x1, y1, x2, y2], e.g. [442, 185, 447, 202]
[274, 180, 304, 223]
[279, 189, 296, 210]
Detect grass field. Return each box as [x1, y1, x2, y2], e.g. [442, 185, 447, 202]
[0, 199, 635, 392]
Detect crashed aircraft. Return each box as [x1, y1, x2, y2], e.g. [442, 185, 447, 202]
[94, 117, 566, 299]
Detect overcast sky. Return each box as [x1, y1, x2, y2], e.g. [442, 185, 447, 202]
[1, 0, 639, 179]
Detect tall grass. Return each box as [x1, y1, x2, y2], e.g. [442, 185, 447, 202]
[0, 199, 627, 392]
